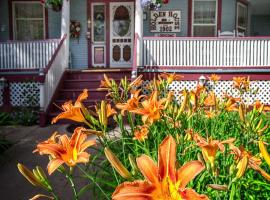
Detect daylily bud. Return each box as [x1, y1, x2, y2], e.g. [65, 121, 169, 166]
[104, 148, 132, 179]
[128, 154, 139, 175]
[236, 156, 248, 179]
[259, 140, 270, 167]
[239, 103, 245, 122]
[17, 163, 44, 188]
[208, 184, 228, 191]
[229, 164, 236, 175]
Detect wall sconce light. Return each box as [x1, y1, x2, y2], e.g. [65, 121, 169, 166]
[198, 75, 207, 86]
[0, 77, 8, 90]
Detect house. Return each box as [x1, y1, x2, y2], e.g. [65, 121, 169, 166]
[0, 0, 270, 126]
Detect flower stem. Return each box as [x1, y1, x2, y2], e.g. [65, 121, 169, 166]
[78, 165, 110, 200]
[65, 173, 78, 200]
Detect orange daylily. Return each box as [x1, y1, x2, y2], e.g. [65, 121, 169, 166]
[130, 91, 166, 124]
[129, 74, 143, 88]
[233, 76, 250, 91]
[116, 90, 144, 115]
[112, 135, 208, 200]
[98, 74, 113, 90]
[204, 91, 217, 107]
[194, 134, 235, 168]
[253, 100, 270, 112]
[205, 110, 216, 119]
[230, 144, 270, 180]
[208, 74, 221, 83]
[224, 94, 241, 112]
[52, 89, 90, 125]
[34, 127, 96, 175]
[160, 72, 184, 84]
[133, 125, 149, 141]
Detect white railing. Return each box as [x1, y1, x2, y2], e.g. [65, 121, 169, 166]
[143, 37, 270, 67]
[42, 35, 67, 111]
[0, 39, 60, 69]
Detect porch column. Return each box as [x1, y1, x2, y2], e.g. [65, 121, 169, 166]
[61, 0, 70, 68]
[133, 0, 143, 78]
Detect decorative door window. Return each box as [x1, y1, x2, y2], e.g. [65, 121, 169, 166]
[110, 3, 134, 68]
[13, 2, 45, 40]
[93, 4, 105, 42]
[236, 2, 248, 35]
[91, 3, 106, 67]
[192, 0, 217, 36]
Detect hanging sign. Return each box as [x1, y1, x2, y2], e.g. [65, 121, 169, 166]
[150, 10, 181, 33]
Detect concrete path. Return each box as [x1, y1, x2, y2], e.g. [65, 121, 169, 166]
[0, 125, 94, 200]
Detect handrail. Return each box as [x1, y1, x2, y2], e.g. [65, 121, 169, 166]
[132, 33, 139, 79]
[43, 34, 67, 74]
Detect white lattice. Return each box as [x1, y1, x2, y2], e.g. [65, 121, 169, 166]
[142, 80, 270, 105]
[0, 87, 3, 106]
[10, 82, 40, 107]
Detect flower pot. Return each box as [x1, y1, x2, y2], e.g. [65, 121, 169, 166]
[52, 3, 62, 12]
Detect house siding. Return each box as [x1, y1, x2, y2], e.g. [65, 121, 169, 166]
[0, 0, 10, 41]
[48, 10, 61, 39]
[221, 0, 236, 32]
[69, 0, 88, 69]
[251, 15, 270, 36]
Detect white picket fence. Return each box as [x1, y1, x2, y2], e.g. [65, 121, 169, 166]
[143, 37, 270, 67]
[0, 39, 60, 69]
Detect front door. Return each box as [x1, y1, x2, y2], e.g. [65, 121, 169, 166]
[110, 2, 134, 68]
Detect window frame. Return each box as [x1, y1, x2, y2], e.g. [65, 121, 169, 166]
[236, 1, 248, 34]
[12, 1, 46, 40]
[191, 0, 218, 37]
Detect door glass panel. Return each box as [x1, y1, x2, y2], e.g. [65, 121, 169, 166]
[123, 45, 131, 61]
[93, 5, 105, 42]
[113, 6, 130, 37]
[94, 46, 105, 64]
[113, 45, 121, 61]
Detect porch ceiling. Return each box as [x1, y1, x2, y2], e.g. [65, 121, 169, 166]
[249, 0, 270, 15]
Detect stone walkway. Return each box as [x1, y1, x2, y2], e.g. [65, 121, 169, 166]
[0, 125, 95, 200]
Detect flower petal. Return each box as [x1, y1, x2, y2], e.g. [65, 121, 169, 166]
[177, 160, 205, 189]
[112, 181, 154, 200]
[259, 140, 270, 167]
[47, 159, 64, 175]
[136, 155, 158, 184]
[158, 135, 176, 181]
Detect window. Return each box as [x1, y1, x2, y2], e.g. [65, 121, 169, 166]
[13, 2, 45, 40]
[192, 0, 217, 36]
[236, 2, 248, 35]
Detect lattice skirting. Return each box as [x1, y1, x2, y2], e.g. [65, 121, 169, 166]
[9, 82, 40, 107]
[142, 80, 270, 104]
[0, 87, 3, 106]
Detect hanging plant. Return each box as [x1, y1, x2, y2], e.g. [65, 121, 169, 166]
[141, 0, 169, 11]
[70, 21, 81, 41]
[40, 0, 63, 12]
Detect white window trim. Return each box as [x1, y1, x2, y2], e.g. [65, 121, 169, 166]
[91, 2, 106, 44]
[191, 0, 218, 36]
[12, 1, 45, 40]
[236, 2, 248, 33]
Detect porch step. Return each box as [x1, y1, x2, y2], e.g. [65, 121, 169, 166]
[46, 69, 132, 124]
[63, 78, 131, 89]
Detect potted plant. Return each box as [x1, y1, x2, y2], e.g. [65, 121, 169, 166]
[40, 0, 63, 12]
[141, 0, 169, 11]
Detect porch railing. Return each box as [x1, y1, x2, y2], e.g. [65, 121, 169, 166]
[42, 34, 67, 111]
[142, 37, 270, 67]
[0, 39, 60, 70]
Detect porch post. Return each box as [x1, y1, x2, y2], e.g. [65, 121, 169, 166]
[61, 0, 70, 68]
[133, 0, 143, 78]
